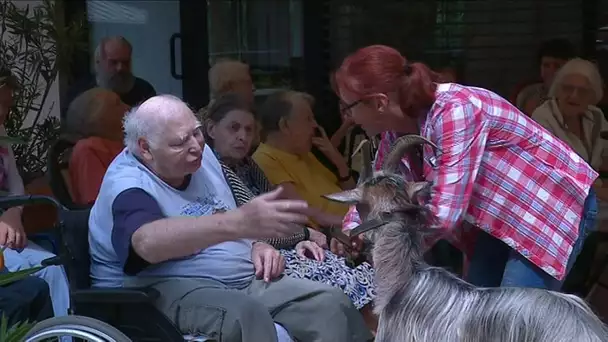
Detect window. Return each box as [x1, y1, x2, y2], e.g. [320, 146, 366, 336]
[207, 0, 304, 92]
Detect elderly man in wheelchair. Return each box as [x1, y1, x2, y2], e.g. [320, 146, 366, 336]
[85, 95, 373, 342]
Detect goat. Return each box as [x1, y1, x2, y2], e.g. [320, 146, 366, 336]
[325, 135, 608, 342]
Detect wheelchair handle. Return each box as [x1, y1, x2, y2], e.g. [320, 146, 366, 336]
[0, 194, 64, 211]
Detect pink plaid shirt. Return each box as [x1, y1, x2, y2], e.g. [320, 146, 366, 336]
[343, 83, 598, 280]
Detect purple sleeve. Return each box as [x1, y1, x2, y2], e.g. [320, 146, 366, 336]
[111, 188, 165, 275]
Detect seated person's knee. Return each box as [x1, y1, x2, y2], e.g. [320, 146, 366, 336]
[177, 290, 273, 342]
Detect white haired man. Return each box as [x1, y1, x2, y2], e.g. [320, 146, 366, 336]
[62, 36, 156, 121]
[88, 95, 373, 342]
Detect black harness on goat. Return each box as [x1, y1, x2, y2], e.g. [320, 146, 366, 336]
[350, 210, 413, 237]
[324, 210, 414, 268]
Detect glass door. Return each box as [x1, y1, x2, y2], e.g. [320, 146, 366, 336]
[85, 0, 210, 109]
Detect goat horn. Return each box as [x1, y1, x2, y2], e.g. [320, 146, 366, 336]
[382, 135, 440, 173]
[352, 139, 372, 184]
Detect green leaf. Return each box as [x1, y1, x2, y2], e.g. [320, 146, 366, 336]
[0, 315, 36, 342]
[0, 135, 26, 145]
[0, 266, 44, 286]
[1, 0, 86, 183]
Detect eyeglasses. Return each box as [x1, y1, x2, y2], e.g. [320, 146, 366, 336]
[560, 84, 593, 98]
[340, 99, 363, 117]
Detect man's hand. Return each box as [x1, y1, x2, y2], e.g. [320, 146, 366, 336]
[236, 187, 309, 239]
[0, 207, 26, 250]
[252, 242, 285, 282]
[307, 228, 328, 249]
[295, 240, 325, 261]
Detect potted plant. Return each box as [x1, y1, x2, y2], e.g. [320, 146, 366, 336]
[1, 0, 86, 234]
[0, 315, 36, 342]
[0, 0, 86, 183]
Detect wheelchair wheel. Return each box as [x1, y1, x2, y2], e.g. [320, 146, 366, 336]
[24, 315, 132, 341]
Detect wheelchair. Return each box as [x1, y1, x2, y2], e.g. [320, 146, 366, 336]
[25, 315, 131, 341]
[0, 194, 213, 341]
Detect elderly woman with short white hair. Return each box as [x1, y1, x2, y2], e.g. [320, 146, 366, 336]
[532, 58, 608, 296]
[532, 58, 608, 200]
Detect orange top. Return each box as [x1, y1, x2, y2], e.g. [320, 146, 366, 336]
[69, 136, 123, 205]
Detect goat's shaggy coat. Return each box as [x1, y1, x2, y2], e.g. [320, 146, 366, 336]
[326, 136, 608, 342]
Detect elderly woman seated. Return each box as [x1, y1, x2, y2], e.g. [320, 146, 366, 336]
[531, 58, 608, 294]
[531, 58, 608, 198]
[516, 38, 576, 115]
[250, 91, 380, 327]
[204, 93, 376, 317]
[253, 91, 355, 230]
[63, 88, 128, 206]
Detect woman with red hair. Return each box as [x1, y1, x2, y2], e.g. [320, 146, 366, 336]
[335, 45, 598, 290]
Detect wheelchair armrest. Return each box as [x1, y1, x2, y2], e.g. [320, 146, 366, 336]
[72, 287, 160, 304]
[41, 256, 62, 266]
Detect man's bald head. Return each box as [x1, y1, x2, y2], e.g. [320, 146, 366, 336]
[123, 95, 199, 154]
[123, 94, 205, 184]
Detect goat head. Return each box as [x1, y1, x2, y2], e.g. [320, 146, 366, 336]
[324, 134, 437, 244]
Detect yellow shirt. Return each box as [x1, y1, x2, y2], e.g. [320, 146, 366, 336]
[253, 143, 349, 227]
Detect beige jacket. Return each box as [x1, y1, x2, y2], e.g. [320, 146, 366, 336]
[531, 99, 608, 171]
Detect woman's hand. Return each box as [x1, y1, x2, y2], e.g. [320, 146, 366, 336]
[307, 228, 328, 249]
[252, 242, 285, 282]
[312, 126, 349, 173]
[295, 240, 325, 261]
[348, 235, 365, 259]
[330, 114, 356, 148]
[330, 238, 346, 256]
[330, 235, 365, 259]
[0, 207, 26, 250]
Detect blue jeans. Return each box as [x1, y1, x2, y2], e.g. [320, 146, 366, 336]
[466, 188, 598, 290]
[0, 275, 54, 326]
[4, 241, 70, 317]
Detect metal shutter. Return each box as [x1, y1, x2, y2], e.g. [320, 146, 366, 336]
[327, 0, 583, 97]
[461, 0, 582, 96]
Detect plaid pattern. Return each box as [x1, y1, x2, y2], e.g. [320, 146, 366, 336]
[343, 83, 598, 280]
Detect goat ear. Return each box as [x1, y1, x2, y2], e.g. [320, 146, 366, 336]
[351, 139, 372, 184]
[405, 181, 432, 201]
[323, 188, 362, 204]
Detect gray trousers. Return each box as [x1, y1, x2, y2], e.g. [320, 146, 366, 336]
[125, 275, 373, 342]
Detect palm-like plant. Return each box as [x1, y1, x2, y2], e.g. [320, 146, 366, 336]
[0, 265, 47, 342]
[0, 316, 36, 342]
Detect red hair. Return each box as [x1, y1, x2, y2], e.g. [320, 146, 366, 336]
[334, 45, 439, 117]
